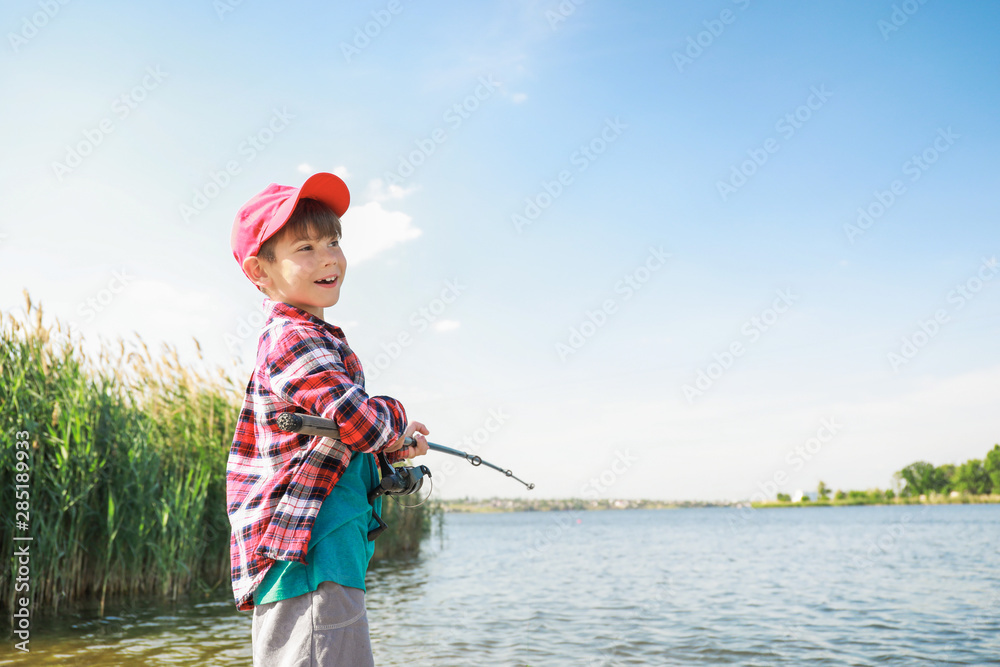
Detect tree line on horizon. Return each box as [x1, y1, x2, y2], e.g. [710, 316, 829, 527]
[774, 444, 1000, 503]
[892, 444, 1000, 496]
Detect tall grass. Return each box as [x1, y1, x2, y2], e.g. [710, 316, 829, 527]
[374, 496, 442, 561]
[1, 291, 429, 617]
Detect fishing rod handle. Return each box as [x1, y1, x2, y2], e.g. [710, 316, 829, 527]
[278, 414, 437, 455]
[278, 414, 432, 454]
[279, 414, 423, 453]
[276, 412, 342, 438]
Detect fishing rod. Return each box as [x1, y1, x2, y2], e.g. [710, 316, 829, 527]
[276, 412, 534, 490]
[276, 412, 534, 538]
[401, 438, 535, 490]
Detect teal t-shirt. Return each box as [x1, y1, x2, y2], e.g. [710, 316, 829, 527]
[255, 452, 382, 604]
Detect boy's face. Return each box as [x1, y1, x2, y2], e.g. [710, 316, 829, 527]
[245, 227, 346, 319]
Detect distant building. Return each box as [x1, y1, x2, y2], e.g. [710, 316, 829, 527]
[791, 490, 818, 502]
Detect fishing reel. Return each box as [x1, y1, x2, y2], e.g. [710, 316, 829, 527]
[369, 457, 431, 503]
[366, 453, 431, 541]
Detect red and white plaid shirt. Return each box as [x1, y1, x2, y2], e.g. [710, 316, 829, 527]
[226, 299, 407, 610]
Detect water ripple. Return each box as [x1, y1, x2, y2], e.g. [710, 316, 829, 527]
[2, 505, 999, 665]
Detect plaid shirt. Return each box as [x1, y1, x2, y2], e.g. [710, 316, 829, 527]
[226, 298, 408, 611]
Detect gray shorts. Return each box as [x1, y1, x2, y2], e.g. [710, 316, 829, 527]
[251, 580, 374, 667]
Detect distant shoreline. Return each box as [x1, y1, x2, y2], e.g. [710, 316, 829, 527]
[751, 493, 1000, 509]
[434, 494, 1000, 513]
[436, 498, 711, 513]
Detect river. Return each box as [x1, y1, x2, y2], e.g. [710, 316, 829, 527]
[2, 504, 999, 665]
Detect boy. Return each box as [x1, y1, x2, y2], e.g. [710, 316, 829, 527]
[227, 171, 429, 666]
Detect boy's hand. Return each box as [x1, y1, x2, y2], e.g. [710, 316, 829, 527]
[385, 421, 429, 457]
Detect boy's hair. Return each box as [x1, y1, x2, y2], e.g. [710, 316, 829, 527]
[256, 198, 342, 296]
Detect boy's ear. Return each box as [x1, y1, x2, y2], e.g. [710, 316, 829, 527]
[243, 255, 270, 290]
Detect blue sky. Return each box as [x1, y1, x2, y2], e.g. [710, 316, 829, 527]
[2, 0, 998, 501]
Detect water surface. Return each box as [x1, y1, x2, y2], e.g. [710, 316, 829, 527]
[3, 505, 998, 665]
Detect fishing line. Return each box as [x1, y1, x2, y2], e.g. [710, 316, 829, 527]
[391, 475, 433, 509]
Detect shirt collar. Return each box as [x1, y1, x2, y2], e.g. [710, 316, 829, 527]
[263, 298, 346, 339]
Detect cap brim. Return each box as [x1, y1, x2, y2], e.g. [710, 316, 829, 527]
[296, 172, 350, 218]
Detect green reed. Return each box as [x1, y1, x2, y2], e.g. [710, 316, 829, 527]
[374, 496, 442, 561]
[1, 291, 429, 617]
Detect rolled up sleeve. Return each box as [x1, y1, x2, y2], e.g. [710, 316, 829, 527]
[268, 329, 407, 454]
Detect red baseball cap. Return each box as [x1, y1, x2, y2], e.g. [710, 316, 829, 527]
[231, 172, 350, 282]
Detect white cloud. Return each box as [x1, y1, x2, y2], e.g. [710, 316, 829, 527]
[299, 164, 352, 179]
[433, 319, 461, 332]
[512, 92, 528, 104]
[365, 177, 419, 203]
[341, 201, 422, 264]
